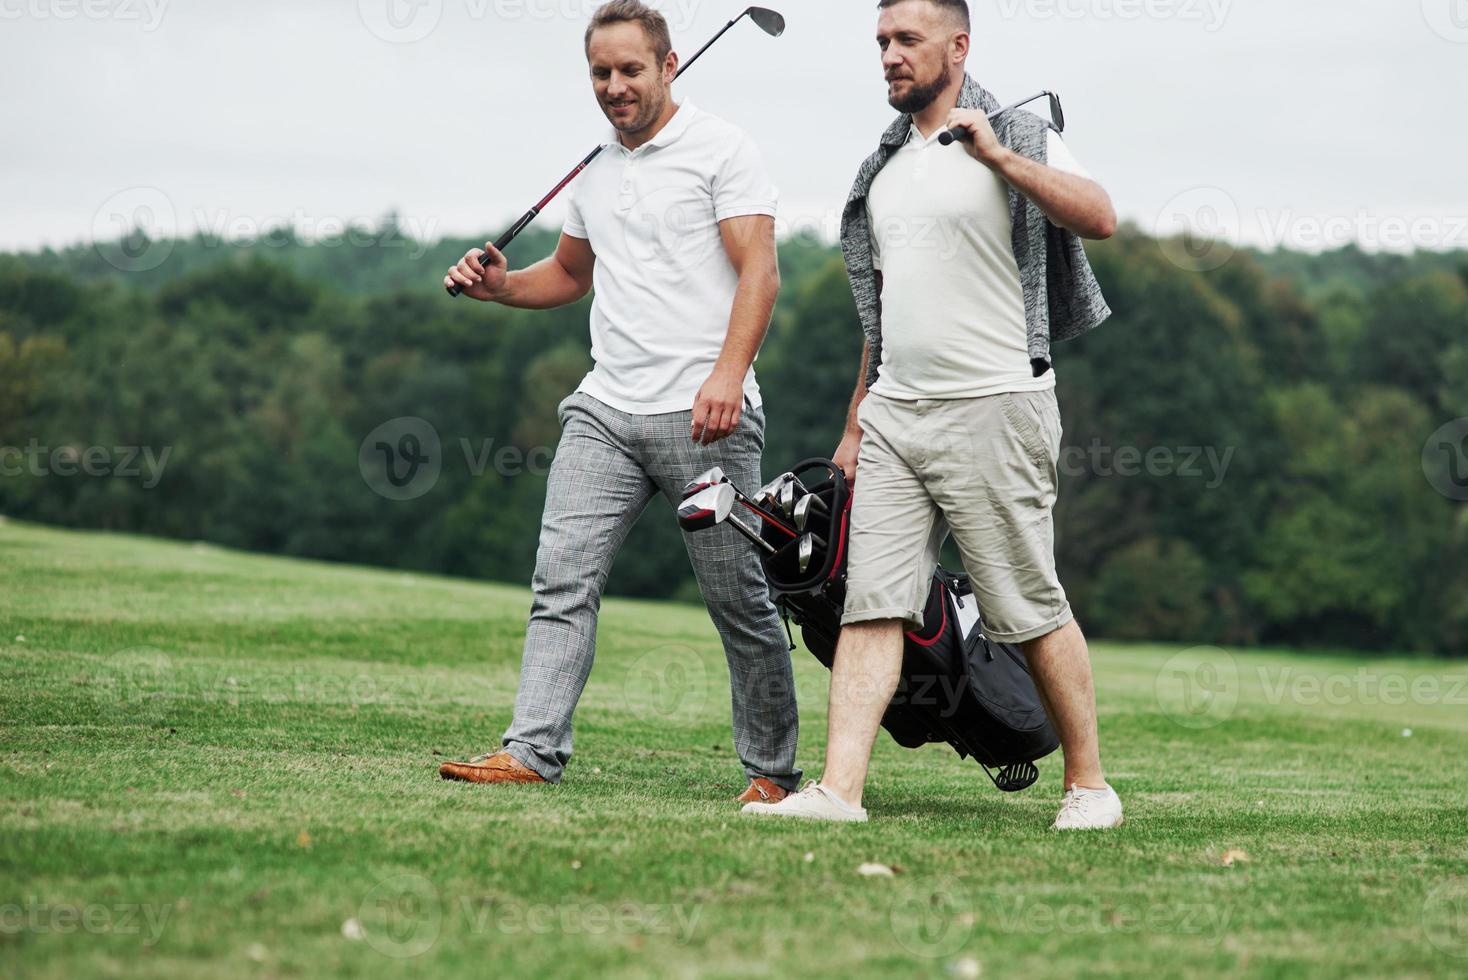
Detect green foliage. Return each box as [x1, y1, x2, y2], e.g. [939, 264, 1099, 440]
[1, 230, 1464, 654]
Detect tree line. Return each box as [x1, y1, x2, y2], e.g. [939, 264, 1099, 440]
[2, 221, 1465, 655]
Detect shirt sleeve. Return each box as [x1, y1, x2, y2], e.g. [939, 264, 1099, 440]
[1046, 130, 1093, 181]
[712, 132, 779, 222]
[562, 185, 589, 240]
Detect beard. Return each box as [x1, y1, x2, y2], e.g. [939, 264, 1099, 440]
[887, 60, 952, 114]
[602, 86, 666, 135]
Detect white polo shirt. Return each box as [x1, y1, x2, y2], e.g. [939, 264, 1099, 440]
[563, 100, 778, 415]
[866, 127, 1092, 400]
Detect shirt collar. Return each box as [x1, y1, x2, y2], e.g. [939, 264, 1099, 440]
[606, 98, 697, 152]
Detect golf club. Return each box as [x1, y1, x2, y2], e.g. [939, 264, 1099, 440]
[446, 6, 786, 297]
[793, 492, 827, 531]
[937, 90, 1065, 146]
[753, 473, 793, 510]
[777, 481, 797, 517]
[797, 532, 827, 574]
[678, 484, 777, 554]
[681, 466, 728, 499]
[683, 468, 798, 537]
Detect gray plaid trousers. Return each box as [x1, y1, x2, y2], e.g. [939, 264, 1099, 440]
[501, 392, 801, 789]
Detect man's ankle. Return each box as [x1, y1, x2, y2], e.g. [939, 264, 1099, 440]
[817, 777, 862, 809]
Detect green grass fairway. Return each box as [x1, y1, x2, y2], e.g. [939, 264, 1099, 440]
[3, 520, 1466, 978]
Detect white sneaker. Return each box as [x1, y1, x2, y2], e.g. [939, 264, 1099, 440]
[740, 781, 869, 823]
[1052, 784, 1124, 830]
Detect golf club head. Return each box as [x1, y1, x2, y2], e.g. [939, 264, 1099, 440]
[778, 481, 797, 516]
[746, 6, 785, 37]
[677, 483, 735, 532]
[796, 532, 826, 574]
[681, 466, 727, 499]
[755, 472, 793, 507]
[1048, 91, 1065, 132]
[794, 494, 811, 531]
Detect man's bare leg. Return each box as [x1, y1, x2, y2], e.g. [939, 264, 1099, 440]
[817, 619, 905, 808]
[1021, 618, 1106, 789]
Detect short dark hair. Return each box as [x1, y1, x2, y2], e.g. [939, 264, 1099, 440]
[585, 0, 673, 64]
[877, 0, 971, 32]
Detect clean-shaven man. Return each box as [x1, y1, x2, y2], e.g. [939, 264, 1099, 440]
[439, 0, 801, 804]
[744, 0, 1122, 829]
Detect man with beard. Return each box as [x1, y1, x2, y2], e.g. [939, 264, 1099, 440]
[743, 0, 1122, 828]
[439, 0, 801, 804]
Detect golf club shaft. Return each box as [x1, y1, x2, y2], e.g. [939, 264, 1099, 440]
[674, 11, 747, 79]
[446, 9, 754, 298]
[727, 511, 777, 554]
[738, 498, 797, 538]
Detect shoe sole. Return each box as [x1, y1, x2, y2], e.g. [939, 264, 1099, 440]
[1052, 815, 1124, 831]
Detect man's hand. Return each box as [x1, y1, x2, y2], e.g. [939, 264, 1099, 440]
[945, 108, 1007, 167]
[834, 428, 862, 484]
[444, 242, 510, 301]
[691, 368, 744, 445]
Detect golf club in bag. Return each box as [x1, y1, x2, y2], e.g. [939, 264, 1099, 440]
[446, 6, 786, 297]
[678, 460, 1060, 793]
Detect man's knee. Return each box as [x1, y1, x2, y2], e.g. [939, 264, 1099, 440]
[530, 552, 606, 621]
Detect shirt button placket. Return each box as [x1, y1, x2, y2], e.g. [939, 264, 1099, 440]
[618, 156, 637, 212]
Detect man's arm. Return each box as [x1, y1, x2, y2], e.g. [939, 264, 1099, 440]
[690, 214, 780, 445]
[944, 108, 1117, 241]
[833, 337, 872, 483]
[443, 232, 596, 308]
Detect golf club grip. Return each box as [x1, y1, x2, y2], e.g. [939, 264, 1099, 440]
[939, 102, 1027, 146]
[444, 225, 520, 298]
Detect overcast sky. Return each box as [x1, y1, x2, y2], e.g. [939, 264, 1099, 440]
[3, 0, 1466, 256]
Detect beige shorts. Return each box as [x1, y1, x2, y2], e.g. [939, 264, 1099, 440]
[841, 389, 1073, 644]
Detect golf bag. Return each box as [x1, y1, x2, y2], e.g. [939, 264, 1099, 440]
[757, 459, 1060, 792]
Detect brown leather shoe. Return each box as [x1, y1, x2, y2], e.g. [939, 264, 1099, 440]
[439, 752, 547, 784]
[735, 778, 790, 804]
